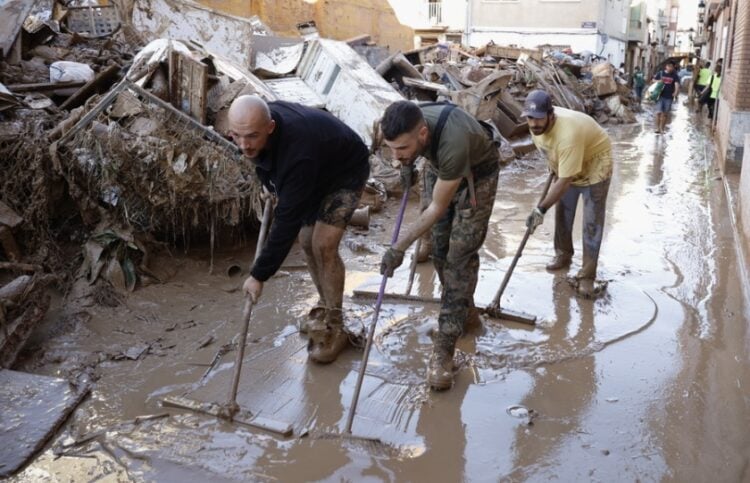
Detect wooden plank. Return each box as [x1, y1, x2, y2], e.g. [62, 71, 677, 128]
[0, 0, 35, 59]
[485, 44, 543, 62]
[402, 77, 450, 95]
[169, 49, 208, 123]
[6, 81, 87, 93]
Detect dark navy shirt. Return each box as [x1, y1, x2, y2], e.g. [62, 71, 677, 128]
[654, 70, 680, 98]
[250, 101, 369, 282]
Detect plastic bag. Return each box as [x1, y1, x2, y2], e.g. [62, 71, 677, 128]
[50, 61, 95, 95]
[647, 81, 664, 103]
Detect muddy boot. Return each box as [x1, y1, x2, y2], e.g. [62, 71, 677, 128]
[301, 300, 326, 334]
[577, 278, 595, 299]
[464, 307, 483, 334]
[545, 254, 572, 271]
[308, 309, 350, 364]
[416, 234, 432, 263]
[427, 333, 456, 391]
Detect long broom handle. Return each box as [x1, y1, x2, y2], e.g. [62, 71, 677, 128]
[404, 238, 420, 296]
[227, 192, 273, 407]
[345, 187, 410, 434]
[227, 297, 254, 406]
[490, 172, 554, 309]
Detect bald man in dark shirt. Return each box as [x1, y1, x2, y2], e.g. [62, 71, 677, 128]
[227, 95, 369, 363]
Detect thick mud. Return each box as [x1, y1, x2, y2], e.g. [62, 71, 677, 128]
[10, 101, 750, 482]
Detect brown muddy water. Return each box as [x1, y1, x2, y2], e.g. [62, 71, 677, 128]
[9, 101, 750, 482]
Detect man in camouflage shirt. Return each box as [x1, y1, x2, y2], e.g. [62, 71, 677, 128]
[379, 101, 499, 391]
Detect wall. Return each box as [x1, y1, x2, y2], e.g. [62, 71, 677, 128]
[469, 0, 600, 30]
[741, 134, 750, 247]
[467, 27, 599, 51]
[715, 0, 749, 173]
[194, 0, 413, 51]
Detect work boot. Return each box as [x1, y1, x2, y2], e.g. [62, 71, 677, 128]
[464, 307, 483, 334]
[577, 278, 595, 299]
[301, 300, 326, 334]
[545, 255, 572, 271]
[308, 309, 349, 364]
[417, 235, 432, 263]
[427, 333, 456, 391]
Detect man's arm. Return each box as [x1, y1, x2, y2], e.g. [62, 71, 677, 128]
[538, 175, 573, 210]
[250, 159, 318, 282]
[392, 177, 462, 253]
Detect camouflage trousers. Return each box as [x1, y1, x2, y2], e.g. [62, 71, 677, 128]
[554, 178, 611, 280]
[424, 162, 499, 339]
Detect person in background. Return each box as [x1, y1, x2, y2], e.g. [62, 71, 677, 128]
[694, 60, 712, 113]
[632, 66, 646, 102]
[703, 59, 722, 119]
[651, 61, 680, 134]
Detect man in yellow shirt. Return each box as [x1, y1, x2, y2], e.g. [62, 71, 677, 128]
[522, 90, 613, 297]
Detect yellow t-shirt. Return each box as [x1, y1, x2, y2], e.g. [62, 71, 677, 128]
[531, 107, 613, 186]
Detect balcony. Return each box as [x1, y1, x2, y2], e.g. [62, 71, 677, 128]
[428, 1, 443, 26]
[628, 19, 646, 42]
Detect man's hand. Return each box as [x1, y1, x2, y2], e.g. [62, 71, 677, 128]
[242, 276, 263, 302]
[400, 162, 417, 193]
[380, 248, 405, 277]
[526, 207, 545, 233]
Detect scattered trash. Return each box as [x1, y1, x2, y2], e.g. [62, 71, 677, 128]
[506, 404, 538, 426]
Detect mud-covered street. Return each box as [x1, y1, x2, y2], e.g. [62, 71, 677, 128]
[4, 100, 747, 482]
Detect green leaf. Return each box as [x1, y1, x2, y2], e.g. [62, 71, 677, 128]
[122, 257, 137, 292]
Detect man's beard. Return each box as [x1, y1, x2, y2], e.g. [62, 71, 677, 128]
[530, 117, 550, 135]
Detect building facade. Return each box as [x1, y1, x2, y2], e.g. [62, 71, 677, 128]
[462, 0, 631, 66]
[702, 0, 750, 174]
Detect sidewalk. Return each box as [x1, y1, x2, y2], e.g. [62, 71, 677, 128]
[706, 135, 750, 301]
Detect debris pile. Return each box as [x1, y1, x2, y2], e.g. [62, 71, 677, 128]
[376, 41, 637, 158]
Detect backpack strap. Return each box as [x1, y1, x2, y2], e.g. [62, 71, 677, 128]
[428, 103, 458, 163]
[422, 103, 479, 208]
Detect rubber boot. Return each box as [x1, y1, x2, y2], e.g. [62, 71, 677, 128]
[427, 332, 456, 391]
[417, 233, 432, 263]
[308, 309, 349, 364]
[545, 254, 572, 271]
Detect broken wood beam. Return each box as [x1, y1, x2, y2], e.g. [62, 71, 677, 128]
[6, 81, 87, 93]
[0, 262, 43, 273]
[59, 63, 121, 111]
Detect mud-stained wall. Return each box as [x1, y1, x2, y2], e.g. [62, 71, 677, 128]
[195, 0, 413, 51]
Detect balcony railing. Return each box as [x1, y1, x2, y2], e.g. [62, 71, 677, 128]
[428, 1, 442, 25]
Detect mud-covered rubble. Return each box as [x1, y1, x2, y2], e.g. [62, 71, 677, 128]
[377, 41, 637, 148]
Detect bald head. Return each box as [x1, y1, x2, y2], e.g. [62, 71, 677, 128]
[227, 95, 275, 159]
